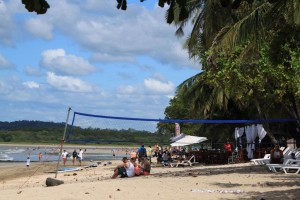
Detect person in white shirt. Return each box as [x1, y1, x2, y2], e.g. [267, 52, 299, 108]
[61, 150, 68, 166]
[111, 157, 135, 178]
[78, 149, 84, 166]
[26, 156, 30, 167]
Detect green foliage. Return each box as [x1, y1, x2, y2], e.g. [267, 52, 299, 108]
[0, 121, 171, 145]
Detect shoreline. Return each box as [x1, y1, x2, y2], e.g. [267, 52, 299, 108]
[0, 143, 136, 148]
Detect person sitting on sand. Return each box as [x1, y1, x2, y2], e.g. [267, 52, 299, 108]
[130, 157, 140, 176]
[270, 145, 284, 164]
[111, 157, 135, 178]
[139, 157, 151, 175]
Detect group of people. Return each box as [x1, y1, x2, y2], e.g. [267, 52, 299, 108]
[61, 149, 84, 166]
[224, 140, 294, 164]
[111, 144, 151, 178]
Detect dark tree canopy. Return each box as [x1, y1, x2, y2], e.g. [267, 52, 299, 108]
[22, 0, 50, 14]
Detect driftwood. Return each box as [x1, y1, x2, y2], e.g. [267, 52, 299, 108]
[45, 177, 64, 187]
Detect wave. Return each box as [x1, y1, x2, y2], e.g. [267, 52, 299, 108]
[0, 153, 14, 161]
[3, 148, 26, 154]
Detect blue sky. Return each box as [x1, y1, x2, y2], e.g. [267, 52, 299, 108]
[0, 0, 200, 123]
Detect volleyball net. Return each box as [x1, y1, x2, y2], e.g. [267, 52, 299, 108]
[65, 111, 299, 145]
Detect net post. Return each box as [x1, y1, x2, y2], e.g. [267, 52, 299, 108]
[54, 107, 72, 178]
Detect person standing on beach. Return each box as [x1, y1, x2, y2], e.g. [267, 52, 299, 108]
[72, 149, 78, 165]
[224, 140, 232, 157]
[26, 156, 30, 167]
[78, 149, 83, 166]
[137, 144, 147, 163]
[61, 150, 68, 166]
[146, 146, 152, 164]
[38, 152, 42, 161]
[112, 149, 116, 159]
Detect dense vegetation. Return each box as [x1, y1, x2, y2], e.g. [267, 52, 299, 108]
[0, 121, 171, 146]
[154, 0, 300, 145]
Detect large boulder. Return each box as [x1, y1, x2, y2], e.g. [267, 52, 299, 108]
[45, 177, 64, 187]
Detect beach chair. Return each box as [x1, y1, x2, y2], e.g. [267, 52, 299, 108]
[282, 165, 300, 174]
[228, 150, 240, 164]
[170, 155, 198, 167]
[266, 159, 300, 173]
[282, 147, 291, 156]
[250, 154, 270, 165]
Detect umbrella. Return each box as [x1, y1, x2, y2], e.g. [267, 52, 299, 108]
[171, 135, 208, 147]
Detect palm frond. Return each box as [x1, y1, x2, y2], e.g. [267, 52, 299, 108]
[211, 2, 271, 52]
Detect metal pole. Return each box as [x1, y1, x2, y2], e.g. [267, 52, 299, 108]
[55, 107, 72, 178]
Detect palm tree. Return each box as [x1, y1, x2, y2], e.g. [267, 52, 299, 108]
[164, 1, 300, 144]
[212, 0, 300, 52]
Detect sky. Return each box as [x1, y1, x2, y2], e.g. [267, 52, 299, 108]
[0, 0, 201, 124]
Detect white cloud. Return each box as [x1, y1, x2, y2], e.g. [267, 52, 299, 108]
[41, 49, 97, 76]
[23, 81, 40, 89]
[144, 78, 174, 94]
[24, 66, 42, 76]
[90, 53, 135, 63]
[25, 18, 53, 40]
[0, 54, 13, 69]
[116, 85, 136, 94]
[41, 0, 196, 68]
[46, 72, 93, 92]
[0, 1, 19, 46]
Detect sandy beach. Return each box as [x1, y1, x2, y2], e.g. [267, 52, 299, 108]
[1, 158, 300, 200]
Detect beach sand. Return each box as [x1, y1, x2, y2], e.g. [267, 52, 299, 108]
[1, 159, 300, 200]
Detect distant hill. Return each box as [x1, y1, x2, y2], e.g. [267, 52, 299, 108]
[0, 120, 171, 145]
[0, 120, 65, 130]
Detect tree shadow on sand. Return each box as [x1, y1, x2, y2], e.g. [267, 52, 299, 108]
[150, 164, 300, 199]
[151, 164, 273, 178]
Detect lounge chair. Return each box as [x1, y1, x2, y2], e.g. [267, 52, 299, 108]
[170, 155, 198, 167]
[250, 154, 270, 165]
[266, 159, 300, 173]
[228, 150, 240, 164]
[282, 165, 300, 174]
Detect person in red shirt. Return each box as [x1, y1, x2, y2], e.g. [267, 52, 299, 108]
[224, 140, 232, 157]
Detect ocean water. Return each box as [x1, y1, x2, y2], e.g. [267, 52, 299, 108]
[0, 145, 130, 164]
